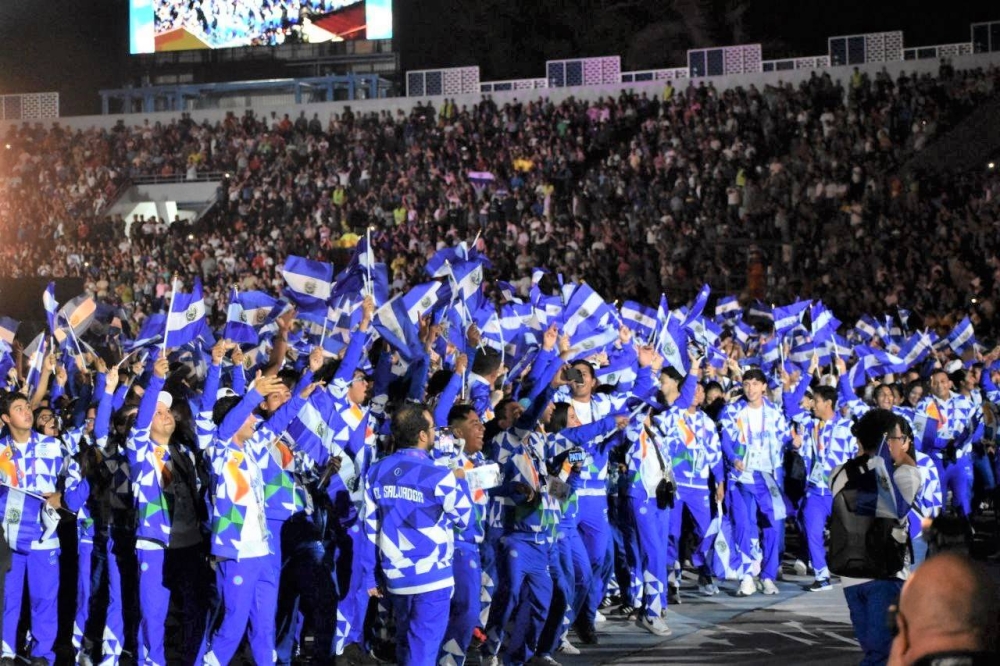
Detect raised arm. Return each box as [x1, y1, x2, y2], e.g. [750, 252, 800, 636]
[217, 374, 285, 442]
[134, 353, 167, 433]
[332, 297, 374, 387]
[434, 354, 467, 427]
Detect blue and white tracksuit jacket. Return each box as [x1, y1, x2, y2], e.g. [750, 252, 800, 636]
[915, 393, 975, 515]
[364, 448, 473, 595]
[717, 399, 792, 581]
[0, 430, 84, 662]
[621, 419, 673, 619]
[653, 404, 723, 578]
[794, 414, 854, 581]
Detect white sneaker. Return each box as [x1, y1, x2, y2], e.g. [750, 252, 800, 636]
[638, 615, 673, 637]
[595, 610, 607, 623]
[761, 579, 780, 595]
[698, 582, 720, 596]
[738, 575, 756, 597]
[556, 639, 580, 655]
[793, 559, 808, 576]
[527, 656, 562, 666]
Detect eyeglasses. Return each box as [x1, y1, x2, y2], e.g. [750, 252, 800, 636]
[886, 435, 908, 442]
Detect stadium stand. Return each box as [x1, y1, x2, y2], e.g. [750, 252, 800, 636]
[2, 60, 999, 338]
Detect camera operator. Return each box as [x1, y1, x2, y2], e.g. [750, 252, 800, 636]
[830, 410, 921, 666]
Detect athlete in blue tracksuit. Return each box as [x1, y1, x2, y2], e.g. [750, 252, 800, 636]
[622, 411, 674, 636]
[552, 346, 654, 639]
[717, 367, 795, 595]
[915, 370, 975, 517]
[364, 403, 473, 666]
[91, 367, 138, 665]
[785, 385, 854, 590]
[437, 404, 490, 666]
[0, 390, 85, 664]
[201, 373, 311, 665]
[656, 377, 725, 596]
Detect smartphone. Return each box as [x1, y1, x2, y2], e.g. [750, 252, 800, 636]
[564, 367, 584, 384]
[433, 427, 462, 467]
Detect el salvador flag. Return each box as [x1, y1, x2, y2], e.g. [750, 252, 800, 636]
[282, 256, 334, 321]
[496, 281, 521, 304]
[619, 301, 657, 342]
[685, 316, 722, 348]
[733, 319, 757, 350]
[164, 278, 207, 348]
[866, 440, 911, 520]
[403, 281, 450, 323]
[567, 323, 618, 361]
[372, 293, 423, 362]
[449, 260, 487, 317]
[760, 337, 780, 371]
[848, 347, 903, 388]
[223, 289, 279, 345]
[945, 317, 976, 353]
[657, 317, 689, 374]
[426, 241, 491, 278]
[0, 317, 20, 346]
[594, 351, 638, 388]
[563, 283, 612, 338]
[706, 345, 728, 369]
[893, 332, 932, 373]
[715, 295, 741, 321]
[855, 315, 879, 342]
[788, 339, 817, 367]
[773, 301, 810, 337]
[24, 333, 48, 394]
[333, 237, 390, 306]
[125, 314, 166, 351]
[43, 282, 58, 336]
[684, 284, 712, 325]
[0, 485, 59, 554]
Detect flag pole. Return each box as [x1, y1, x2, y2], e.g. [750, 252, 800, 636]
[319, 318, 328, 348]
[366, 226, 373, 293]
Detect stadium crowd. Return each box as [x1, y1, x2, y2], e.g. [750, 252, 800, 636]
[2, 62, 1000, 336]
[0, 60, 998, 666]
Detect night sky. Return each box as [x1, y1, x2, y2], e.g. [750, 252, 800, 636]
[0, 0, 997, 116]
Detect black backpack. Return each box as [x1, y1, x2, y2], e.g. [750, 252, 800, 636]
[828, 456, 908, 579]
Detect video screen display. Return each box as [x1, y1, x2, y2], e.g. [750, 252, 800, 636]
[129, 0, 392, 54]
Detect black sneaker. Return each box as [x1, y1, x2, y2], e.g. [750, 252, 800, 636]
[573, 621, 600, 645]
[343, 643, 383, 665]
[809, 579, 833, 592]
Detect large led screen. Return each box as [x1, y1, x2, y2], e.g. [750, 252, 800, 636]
[130, 0, 392, 54]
